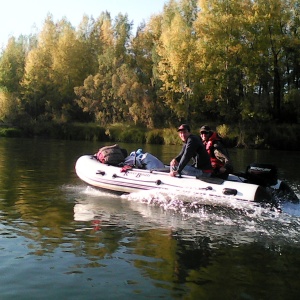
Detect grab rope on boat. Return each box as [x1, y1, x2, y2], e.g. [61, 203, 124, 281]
[111, 173, 213, 190]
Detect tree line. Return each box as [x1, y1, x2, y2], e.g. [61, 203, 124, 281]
[1, 0, 300, 133]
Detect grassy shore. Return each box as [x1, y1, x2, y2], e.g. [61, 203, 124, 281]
[1, 121, 300, 151]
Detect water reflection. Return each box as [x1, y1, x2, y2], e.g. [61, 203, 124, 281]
[71, 187, 300, 299]
[72, 185, 300, 248]
[1, 138, 300, 298]
[72, 188, 215, 296]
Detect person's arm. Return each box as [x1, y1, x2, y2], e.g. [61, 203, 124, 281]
[177, 138, 197, 173]
[174, 145, 185, 162]
[170, 145, 185, 176]
[213, 142, 233, 172]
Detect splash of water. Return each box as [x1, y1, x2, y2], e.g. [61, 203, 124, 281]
[124, 189, 300, 246]
[69, 185, 300, 247]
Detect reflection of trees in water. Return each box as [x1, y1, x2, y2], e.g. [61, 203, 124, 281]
[0, 138, 79, 250]
[186, 242, 300, 299]
[0, 197, 75, 256]
[174, 236, 212, 284]
[72, 198, 216, 290]
[130, 228, 213, 296]
[131, 228, 300, 298]
[2, 194, 129, 258]
[3, 193, 300, 299]
[72, 224, 125, 260]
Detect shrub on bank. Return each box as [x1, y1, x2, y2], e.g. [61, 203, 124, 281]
[215, 124, 237, 148]
[57, 123, 107, 141]
[18, 121, 107, 141]
[0, 127, 22, 137]
[104, 123, 300, 149]
[3, 120, 300, 150]
[263, 124, 300, 150]
[162, 128, 181, 145]
[105, 123, 146, 143]
[146, 129, 164, 144]
[118, 128, 146, 143]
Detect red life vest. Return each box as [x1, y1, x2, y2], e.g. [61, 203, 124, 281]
[204, 132, 224, 169]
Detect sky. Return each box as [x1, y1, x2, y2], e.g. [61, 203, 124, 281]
[0, 0, 168, 48]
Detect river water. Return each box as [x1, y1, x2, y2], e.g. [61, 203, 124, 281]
[0, 138, 300, 299]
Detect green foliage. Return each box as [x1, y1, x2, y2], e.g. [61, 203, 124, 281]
[0, 37, 26, 93]
[216, 124, 230, 138]
[0, 127, 22, 137]
[211, 122, 300, 150]
[263, 124, 300, 151]
[0, 90, 18, 122]
[162, 128, 182, 145]
[215, 124, 237, 147]
[10, 112, 35, 136]
[51, 123, 108, 141]
[119, 129, 146, 144]
[1, 120, 298, 151]
[105, 124, 147, 143]
[157, 0, 198, 123]
[282, 89, 300, 123]
[145, 129, 164, 144]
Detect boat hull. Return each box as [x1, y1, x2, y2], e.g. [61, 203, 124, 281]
[75, 155, 271, 203]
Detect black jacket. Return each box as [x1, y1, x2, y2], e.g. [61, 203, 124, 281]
[175, 134, 212, 174]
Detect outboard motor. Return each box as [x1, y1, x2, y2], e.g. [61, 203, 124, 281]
[246, 163, 278, 186]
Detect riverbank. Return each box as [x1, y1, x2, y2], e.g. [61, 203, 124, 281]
[1, 121, 299, 151]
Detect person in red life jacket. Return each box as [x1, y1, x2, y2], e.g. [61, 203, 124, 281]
[170, 124, 212, 177]
[200, 125, 233, 179]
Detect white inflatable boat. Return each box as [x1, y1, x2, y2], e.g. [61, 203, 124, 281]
[75, 155, 297, 206]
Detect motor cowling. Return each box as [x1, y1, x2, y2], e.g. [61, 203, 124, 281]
[246, 163, 278, 186]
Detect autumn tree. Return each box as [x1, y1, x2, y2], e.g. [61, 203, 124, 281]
[0, 36, 26, 94]
[51, 18, 96, 121]
[156, 0, 199, 124]
[0, 36, 27, 122]
[195, 0, 253, 123]
[75, 13, 136, 125]
[130, 15, 171, 128]
[20, 15, 59, 121]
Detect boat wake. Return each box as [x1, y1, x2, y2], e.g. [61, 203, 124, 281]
[69, 185, 300, 247]
[124, 189, 278, 215]
[124, 189, 300, 244]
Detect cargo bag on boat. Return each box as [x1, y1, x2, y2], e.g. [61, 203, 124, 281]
[124, 151, 165, 170]
[96, 144, 125, 166]
[140, 153, 165, 170]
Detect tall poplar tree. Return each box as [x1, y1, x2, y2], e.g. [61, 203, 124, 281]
[51, 18, 95, 120]
[250, 0, 296, 120]
[0, 36, 26, 93]
[21, 15, 58, 121]
[75, 12, 115, 124]
[76, 13, 136, 125]
[0, 36, 27, 122]
[157, 0, 198, 123]
[131, 19, 167, 128]
[195, 0, 250, 122]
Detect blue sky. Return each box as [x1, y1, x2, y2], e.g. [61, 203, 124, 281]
[0, 0, 167, 48]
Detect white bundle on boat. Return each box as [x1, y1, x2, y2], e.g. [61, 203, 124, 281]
[124, 150, 165, 170]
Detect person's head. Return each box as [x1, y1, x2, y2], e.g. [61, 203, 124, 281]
[177, 124, 191, 142]
[199, 125, 212, 141]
